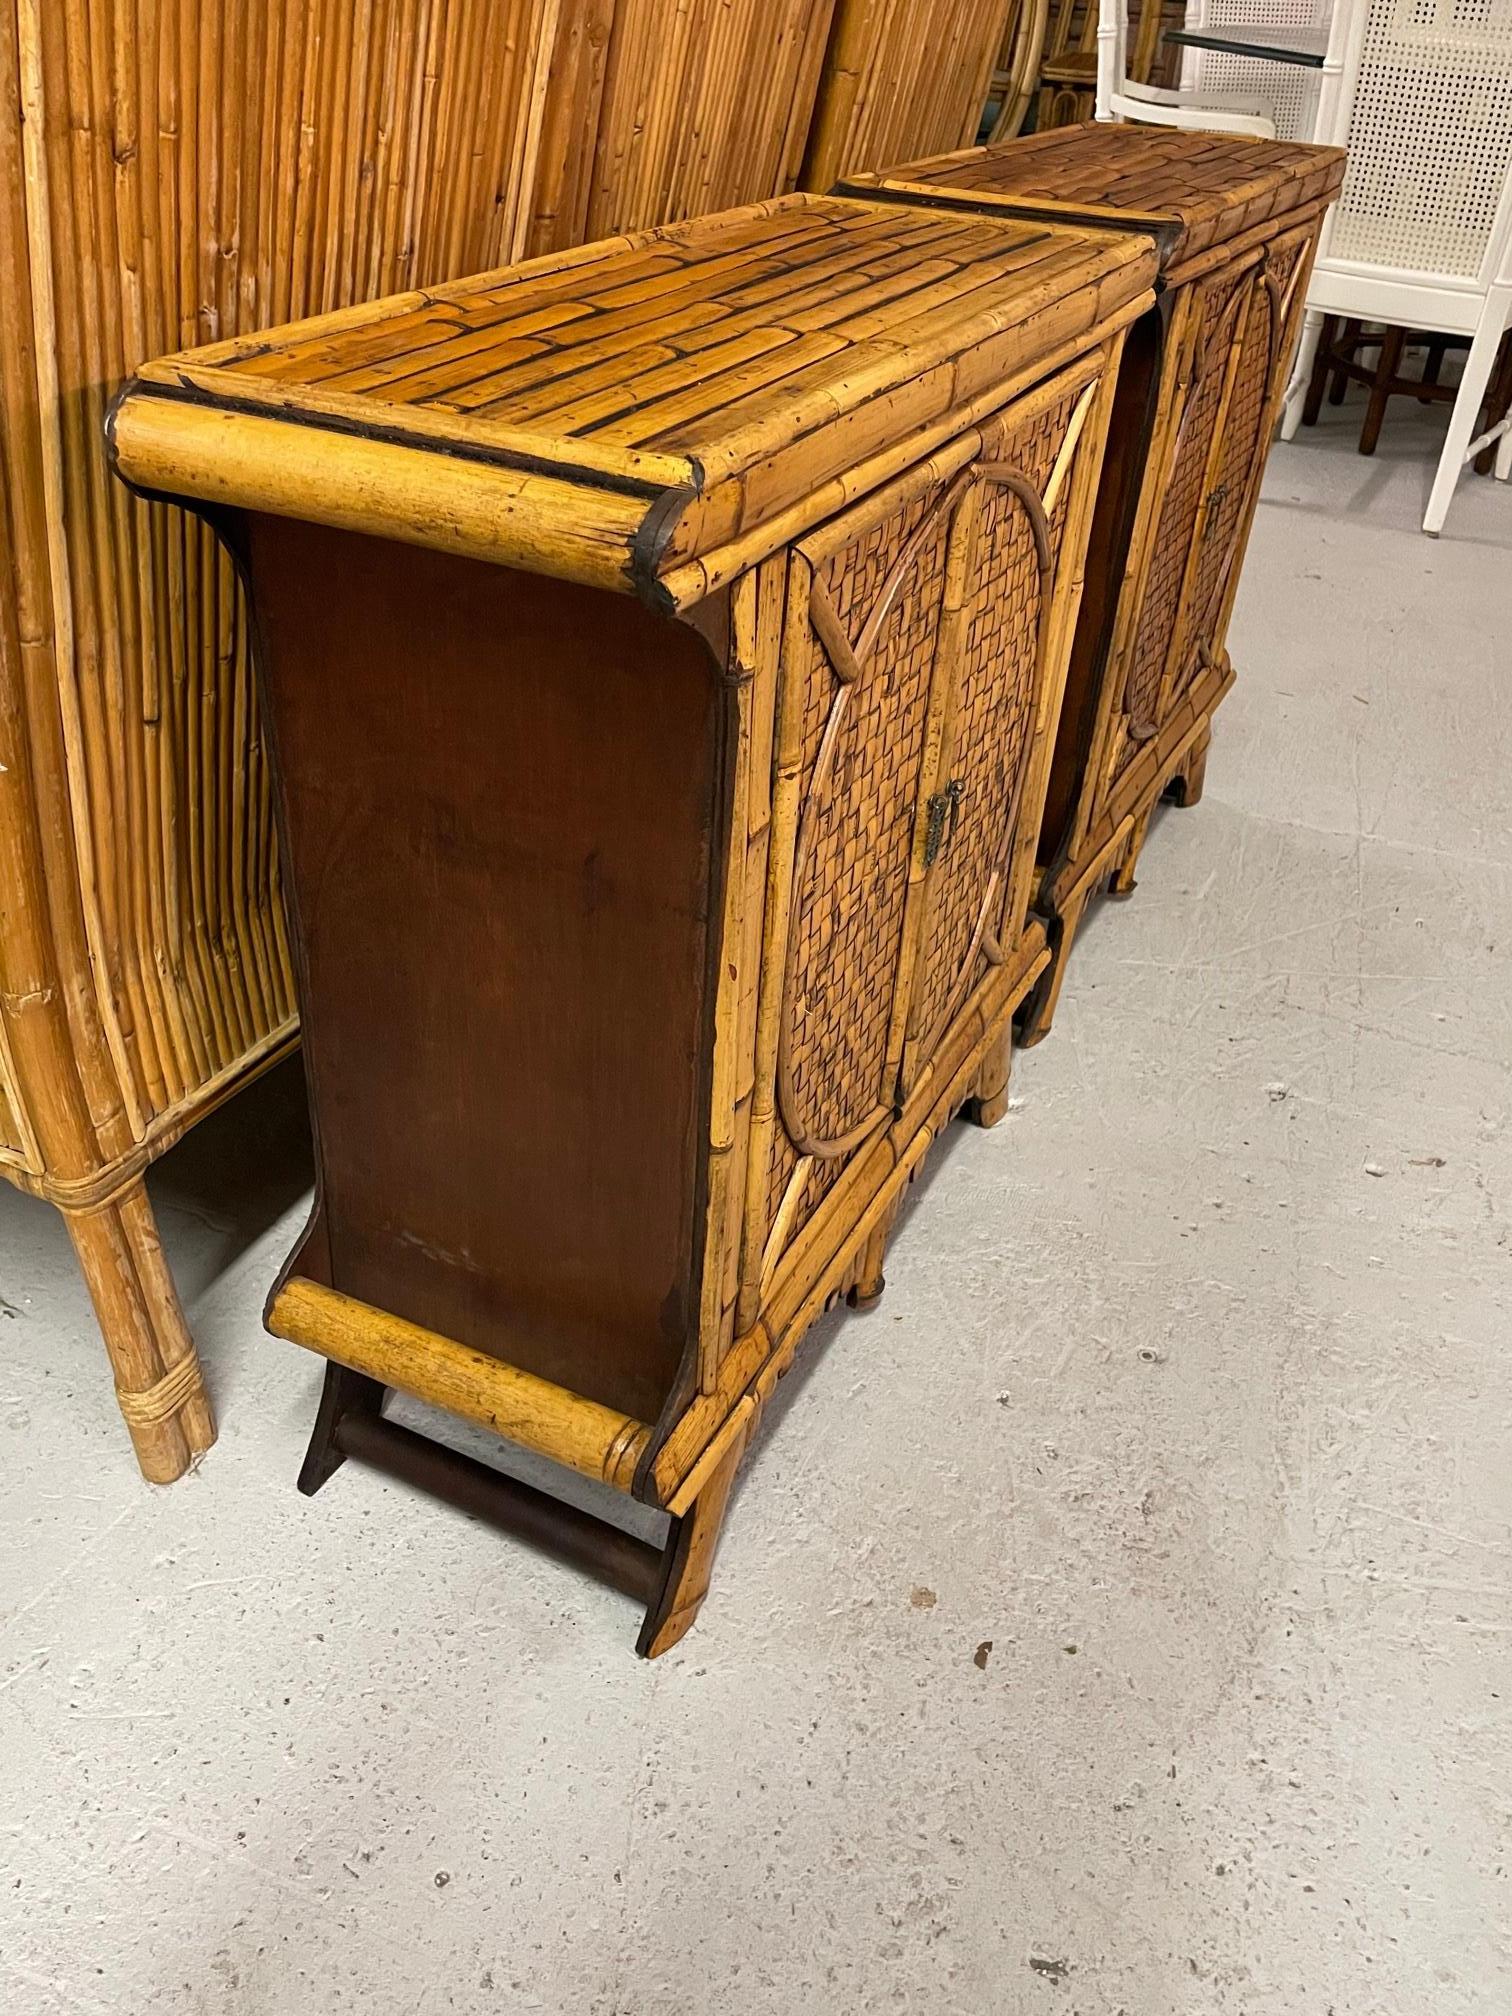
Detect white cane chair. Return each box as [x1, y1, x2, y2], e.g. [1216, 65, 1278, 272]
[1174, 0, 1338, 140]
[1280, 0, 1512, 533]
[1095, 0, 1281, 131]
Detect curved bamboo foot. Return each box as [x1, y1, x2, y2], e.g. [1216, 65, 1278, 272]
[1163, 730, 1211, 809]
[65, 1179, 217, 1483]
[1108, 808, 1152, 898]
[638, 1418, 750, 1658]
[961, 1027, 1012, 1129]
[1018, 890, 1088, 1048]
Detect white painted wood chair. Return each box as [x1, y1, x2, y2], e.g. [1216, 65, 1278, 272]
[1280, 0, 1512, 533]
[1095, 0, 1281, 129]
[1173, 0, 1338, 140]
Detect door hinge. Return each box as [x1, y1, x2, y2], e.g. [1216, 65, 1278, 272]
[923, 778, 964, 868]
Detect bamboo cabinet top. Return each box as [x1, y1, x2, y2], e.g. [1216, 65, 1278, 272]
[109, 193, 1155, 611]
[839, 125, 1347, 281]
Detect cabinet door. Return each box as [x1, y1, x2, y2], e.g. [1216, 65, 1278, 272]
[1113, 255, 1261, 768]
[901, 368, 1106, 1089]
[759, 453, 969, 1282]
[1167, 223, 1314, 705]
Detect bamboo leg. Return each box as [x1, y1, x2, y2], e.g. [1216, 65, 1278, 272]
[847, 1196, 901, 1310]
[64, 1180, 216, 1484]
[961, 1025, 1012, 1130]
[1359, 324, 1405, 457]
[297, 1358, 387, 1495]
[1018, 887, 1089, 1049]
[1164, 728, 1211, 809]
[1108, 807, 1152, 897]
[638, 1420, 749, 1659]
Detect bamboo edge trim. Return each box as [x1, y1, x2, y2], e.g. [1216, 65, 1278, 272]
[268, 1278, 652, 1492]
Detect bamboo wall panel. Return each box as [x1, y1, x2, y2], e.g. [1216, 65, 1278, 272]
[0, 0, 560, 1480]
[799, 0, 1012, 191]
[529, 0, 836, 254]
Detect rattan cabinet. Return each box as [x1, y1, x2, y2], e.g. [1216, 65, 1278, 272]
[842, 125, 1346, 1037]
[111, 194, 1155, 1651]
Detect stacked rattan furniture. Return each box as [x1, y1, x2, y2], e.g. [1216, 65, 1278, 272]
[841, 123, 1346, 1038]
[111, 191, 1158, 1650]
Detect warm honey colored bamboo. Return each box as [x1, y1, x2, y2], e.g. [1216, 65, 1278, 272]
[116, 192, 1153, 1646]
[267, 1278, 651, 1491]
[528, 0, 837, 255]
[799, 0, 1013, 192]
[0, 0, 562, 1480]
[843, 126, 1345, 1045]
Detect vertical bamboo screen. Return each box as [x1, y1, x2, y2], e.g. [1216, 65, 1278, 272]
[528, 0, 837, 255]
[800, 0, 1013, 191]
[0, 0, 561, 1159]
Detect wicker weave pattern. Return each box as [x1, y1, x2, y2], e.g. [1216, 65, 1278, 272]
[911, 393, 1080, 1051]
[1181, 240, 1304, 691]
[1117, 273, 1239, 759]
[765, 487, 949, 1241]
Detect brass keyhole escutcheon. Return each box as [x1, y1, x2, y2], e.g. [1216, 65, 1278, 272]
[924, 778, 964, 868]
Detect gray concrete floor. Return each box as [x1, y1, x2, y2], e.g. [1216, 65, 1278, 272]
[2, 398, 1509, 2016]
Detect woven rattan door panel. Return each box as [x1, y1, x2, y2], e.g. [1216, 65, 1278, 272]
[763, 458, 960, 1274]
[1114, 257, 1259, 763]
[900, 371, 1098, 1089]
[1169, 226, 1313, 708]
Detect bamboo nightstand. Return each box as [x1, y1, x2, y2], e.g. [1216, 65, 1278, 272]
[109, 193, 1156, 1653]
[841, 125, 1346, 1039]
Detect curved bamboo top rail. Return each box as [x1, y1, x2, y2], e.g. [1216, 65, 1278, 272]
[838, 125, 1347, 277]
[110, 193, 1155, 613]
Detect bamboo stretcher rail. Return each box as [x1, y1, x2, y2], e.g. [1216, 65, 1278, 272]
[268, 1278, 652, 1493]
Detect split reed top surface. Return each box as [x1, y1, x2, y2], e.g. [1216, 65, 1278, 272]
[109, 193, 1156, 611]
[839, 125, 1347, 273]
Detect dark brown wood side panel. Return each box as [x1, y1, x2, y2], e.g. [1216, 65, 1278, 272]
[246, 518, 729, 1425]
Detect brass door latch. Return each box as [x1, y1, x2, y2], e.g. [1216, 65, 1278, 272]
[923, 778, 964, 868]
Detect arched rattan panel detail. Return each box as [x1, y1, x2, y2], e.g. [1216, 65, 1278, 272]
[911, 466, 1053, 1067]
[775, 468, 976, 1163]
